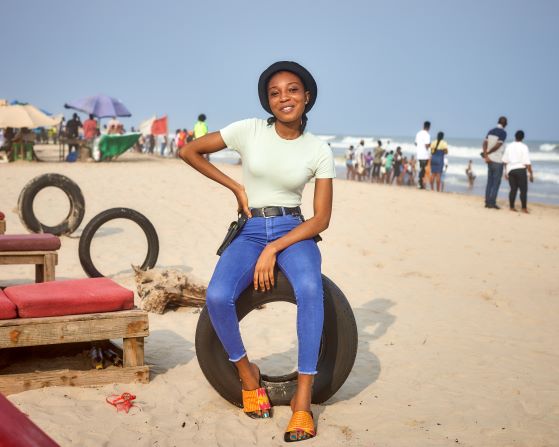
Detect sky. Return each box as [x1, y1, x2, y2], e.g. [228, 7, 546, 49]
[2, 0, 558, 141]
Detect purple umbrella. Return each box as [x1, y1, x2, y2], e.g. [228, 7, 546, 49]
[64, 94, 131, 118]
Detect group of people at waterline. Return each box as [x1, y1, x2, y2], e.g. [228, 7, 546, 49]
[344, 117, 535, 212]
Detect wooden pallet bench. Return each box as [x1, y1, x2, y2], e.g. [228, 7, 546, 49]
[0, 309, 149, 395]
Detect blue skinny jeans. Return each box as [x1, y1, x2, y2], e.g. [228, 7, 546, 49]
[205, 214, 324, 375]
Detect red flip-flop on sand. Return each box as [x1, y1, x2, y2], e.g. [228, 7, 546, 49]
[106, 392, 137, 413]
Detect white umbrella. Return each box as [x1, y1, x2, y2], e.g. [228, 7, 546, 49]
[0, 104, 61, 128]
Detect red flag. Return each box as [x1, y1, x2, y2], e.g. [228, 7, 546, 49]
[151, 115, 168, 135]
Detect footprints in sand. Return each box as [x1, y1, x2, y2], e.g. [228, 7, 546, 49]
[480, 289, 503, 308]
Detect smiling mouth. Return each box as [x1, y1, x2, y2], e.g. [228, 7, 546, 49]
[280, 106, 295, 113]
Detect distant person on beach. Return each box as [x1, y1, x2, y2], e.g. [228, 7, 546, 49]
[355, 139, 365, 181]
[503, 130, 533, 213]
[345, 145, 355, 179]
[407, 155, 416, 186]
[194, 113, 209, 160]
[415, 121, 431, 189]
[380, 153, 387, 183]
[107, 116, 121, 135]
[372, 140, 384, 182]
[83, 114, 97, 142]
[174, 129, 187, 157]
[384, 150, 394, 184]
[482, 116, 507, 209]
[179, 61, 334, 442]
[58, 117, 66, 139]
[364, 150, 373, 180]
[391, 146, 403, 184]
[429, 131, 448, 192]
[466, 160, 476, 189]
[65, 113, 82, 153]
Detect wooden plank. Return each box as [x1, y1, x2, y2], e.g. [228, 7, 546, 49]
[44, 253, 56, 282]
[35, 252, 56, 282]
[123, 338, 144, 367]
[0, 309, 146, 327]
[0, 251, 58, 256]
[0, 311, 149, 349]
[0, 365, 149, 395]
[0, 254, 48, 265]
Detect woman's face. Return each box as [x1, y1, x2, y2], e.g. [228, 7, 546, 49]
[267, 71, 310, 124]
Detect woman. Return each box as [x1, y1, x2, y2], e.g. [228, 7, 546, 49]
[180, 61, 335, 442]
[502, 130, 534, 213]
[429, 131, 449, 191]
[465, 159, 476, 189]
[345, 145, 355, 180]
[391, 147, 403, 185]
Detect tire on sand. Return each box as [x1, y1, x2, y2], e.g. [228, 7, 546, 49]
[18, 173, 85, 235]
[195, 272, 358, 407]
[78, 207, 159, 278]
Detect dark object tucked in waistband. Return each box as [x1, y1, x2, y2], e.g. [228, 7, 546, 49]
[249, 206, 301, 218]
[217, 214, 249, 256]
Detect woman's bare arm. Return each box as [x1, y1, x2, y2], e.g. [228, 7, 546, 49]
[179, 131, 252, 216]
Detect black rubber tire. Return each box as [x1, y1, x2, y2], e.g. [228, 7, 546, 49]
[17, 173, 85, 235]
[78, 207, 159, 278]
[195, 272, 358, 407]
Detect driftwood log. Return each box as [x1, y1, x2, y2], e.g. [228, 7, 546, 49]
[133, 266, 207, 314]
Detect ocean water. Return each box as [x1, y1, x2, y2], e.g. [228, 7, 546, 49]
[209, 135, 559, 206]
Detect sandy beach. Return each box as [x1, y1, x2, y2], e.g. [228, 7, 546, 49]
[1, 151, 559, 447]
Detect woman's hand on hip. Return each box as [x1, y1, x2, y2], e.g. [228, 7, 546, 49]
[235, 187, 252, 217]
[254, 245, 278, 292]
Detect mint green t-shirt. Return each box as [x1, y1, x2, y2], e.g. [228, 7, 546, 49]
[220, 118, 336, 208]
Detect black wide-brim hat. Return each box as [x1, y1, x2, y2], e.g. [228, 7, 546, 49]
[258, 61, 317, 115]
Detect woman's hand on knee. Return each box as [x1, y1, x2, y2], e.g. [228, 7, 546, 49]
[254, 245, 277, 291]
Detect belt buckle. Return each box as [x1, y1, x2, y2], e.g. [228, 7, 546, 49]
[262, 207, 281, 218]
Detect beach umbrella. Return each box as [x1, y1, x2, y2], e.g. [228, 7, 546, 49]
[10, 100, 54, 117]
[0, 104, 61, 128]
[64, 94, 131, 118]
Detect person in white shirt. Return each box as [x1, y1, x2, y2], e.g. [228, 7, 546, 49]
[414, 121, 431, 189]
[354, 139, 365, 181]
[502, 130, 533, 213]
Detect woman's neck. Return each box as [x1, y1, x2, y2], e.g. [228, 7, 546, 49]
[274, 119, 301, 140]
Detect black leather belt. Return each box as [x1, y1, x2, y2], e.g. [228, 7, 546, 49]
[250, 206, 301, 218]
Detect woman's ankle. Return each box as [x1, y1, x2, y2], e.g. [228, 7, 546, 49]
[237, 360, 260, 390]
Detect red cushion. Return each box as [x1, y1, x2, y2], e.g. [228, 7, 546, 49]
[0, 289, 17, 319]
[4, 278, 134, 318]
[0, 394, 59, 447]
[0, 234, 61, 252]
[0, 211, 5, 220]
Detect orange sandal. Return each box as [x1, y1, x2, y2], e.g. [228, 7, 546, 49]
[284, 410, 316, 442]
[242, 387, 272, 419]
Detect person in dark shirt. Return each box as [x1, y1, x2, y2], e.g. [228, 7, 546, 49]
[482, 116, 507, 209]
[66, 113, 83, 153]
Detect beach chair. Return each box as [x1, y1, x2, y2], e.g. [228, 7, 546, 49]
[0, 211, 5, 234]
[0, 277, 149, 395]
